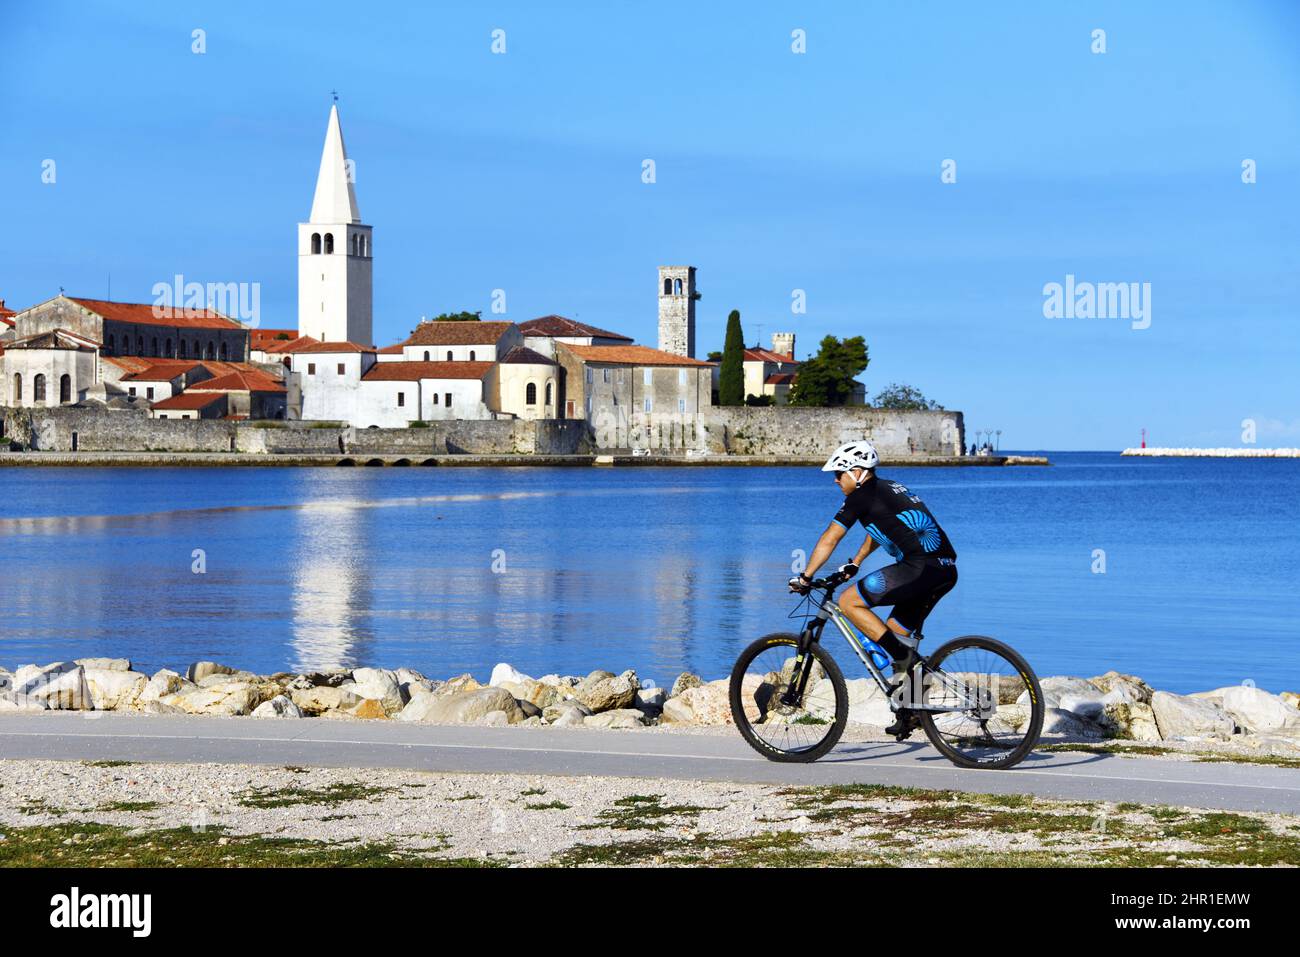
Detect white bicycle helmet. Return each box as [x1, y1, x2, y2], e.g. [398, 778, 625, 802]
[821, 440, 879, 474]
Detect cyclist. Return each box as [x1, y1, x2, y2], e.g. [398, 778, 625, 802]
[789, 440, 958, 739]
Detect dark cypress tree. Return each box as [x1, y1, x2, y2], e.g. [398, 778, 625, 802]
[719, 309, 745, 405]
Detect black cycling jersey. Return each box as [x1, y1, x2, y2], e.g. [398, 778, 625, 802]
[832, 473, 957, 563]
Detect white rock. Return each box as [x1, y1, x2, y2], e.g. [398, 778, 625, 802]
[251, 695, 304, 718]
[83, 669, 148, 711]
[290, 686, 362, 716]
[1040, 707, 1104, 738]
[345, 668, 406, 714]
[490, 663, 533, 687]
[138, 669, 191, 704]
[548, 707, 588, 728]
[185, 661, 236, 683]
[1150, 691, 1235, 741]
[1099, 701, 1162, 742]
[1214, 686, 1300, 734]
[476, 709, 511, 727]
[397, 687, 525, 725]
[75, 657, 132, 672]
[584, 709, 646, 729]
[15, 662, 90, 710]
[394, 668, 436, 696]
[0, 691, 48, 712]
[1020, 676, 1106, 710]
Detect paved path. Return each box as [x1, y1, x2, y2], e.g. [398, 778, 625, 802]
[2, 713, 1297, 814]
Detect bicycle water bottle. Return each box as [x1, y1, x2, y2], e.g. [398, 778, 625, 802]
[856, 629, 891, 670]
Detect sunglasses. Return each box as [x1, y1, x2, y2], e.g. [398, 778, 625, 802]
[833, 470, 845, 480]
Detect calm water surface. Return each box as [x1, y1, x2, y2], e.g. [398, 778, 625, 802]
[1, 453, 1297, 694]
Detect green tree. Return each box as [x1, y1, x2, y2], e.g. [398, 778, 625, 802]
[718, 309, 746, 406]
[431, 311, 482, 322]
[787, 335, 869, 407]
[872, 382, 944, 410]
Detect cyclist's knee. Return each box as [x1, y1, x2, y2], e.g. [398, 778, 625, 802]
[837, 587, 863, 612]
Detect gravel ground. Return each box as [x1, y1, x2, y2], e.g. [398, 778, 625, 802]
[2, 758, 1297, 867]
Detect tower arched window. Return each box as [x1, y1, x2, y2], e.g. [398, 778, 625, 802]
[179, 341, 187, 358]
[673, 278, 683, 294]
[311, 233, 321, 254]
[324, 233, 334, 254]
[361, 235, 367, 256]
[423, 351, 430, 361]
[13, 374, 21, 401]
[220, 342, 228, 361]
[663, 278, 672, 295]
[107, 335, 115, 355]
[165, 338, 172, 356]
[59, 374, 71, 404]
[206, 342, 216, 360]
[446, 351, 453, 361]
[34, 374, 46, 403]
[137, 336, 144, 354]
[151, 337, 158, 356]
[526, 382, 537, 406]
[545, 381, 553, 406]
[469, 350, 476, 361]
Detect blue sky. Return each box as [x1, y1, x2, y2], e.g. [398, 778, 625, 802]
[2, 0, 1297, 449]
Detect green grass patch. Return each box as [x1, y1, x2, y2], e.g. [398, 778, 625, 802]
[525, 801, 572, 811]
[96, 801, 161, 813]
[237, 782, 393, 810]
[577, 794, 718, 832]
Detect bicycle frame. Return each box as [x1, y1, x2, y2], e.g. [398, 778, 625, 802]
[795, 586, 992, 715]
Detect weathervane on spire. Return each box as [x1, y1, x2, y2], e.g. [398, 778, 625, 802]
[331, 89, 339, 103]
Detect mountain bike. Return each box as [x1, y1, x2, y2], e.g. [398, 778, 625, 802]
[728, 569, 1044, 768]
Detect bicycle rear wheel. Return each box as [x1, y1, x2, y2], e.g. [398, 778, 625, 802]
[729, 632, 848, 763]
[917, 635, 1044, 770]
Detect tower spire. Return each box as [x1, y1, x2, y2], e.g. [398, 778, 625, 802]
[309, 103, 360, 224]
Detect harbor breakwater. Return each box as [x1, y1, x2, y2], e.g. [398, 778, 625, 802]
[1123, 448, 1300, 458]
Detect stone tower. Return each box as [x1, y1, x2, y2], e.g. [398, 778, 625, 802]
[657, 266, 696, 358]
[298, 104, 373, 345]
[771, 332, 795, 359]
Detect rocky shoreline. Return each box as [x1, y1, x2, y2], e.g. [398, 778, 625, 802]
[3, 658, 1299, 756]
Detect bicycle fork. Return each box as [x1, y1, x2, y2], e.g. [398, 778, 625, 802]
[779, 621, 823, 707]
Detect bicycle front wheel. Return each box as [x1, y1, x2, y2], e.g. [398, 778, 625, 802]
[729, 632, 848, 763]
[918, 635, 1044, 770]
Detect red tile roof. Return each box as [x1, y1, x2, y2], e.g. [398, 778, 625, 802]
[69, 297, 244, 331]
[558, 343, 712, 367]
[121, 362, 205, 382]
[519, 315, 632, 342]
[400, 321, 513, 347]
[264, 335, 319, 354]
[151, 392, 226, 411]
[764, 372, 797, 385]
[250, 329, 301, 350]
[0, 299, 16, 319]
[376, 344, 405, 355]
[361, 361, 493, 382]
[744, 347, 799, 364]
[290, 340, 373, 354]
[499, 346, 557, 365]
[189, 369, 286, 393]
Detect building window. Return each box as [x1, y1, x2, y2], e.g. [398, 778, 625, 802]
[602, 368, 610, 383]
[165, 338, 172, 356]
[445, 393, 452, 407]
[526, 382, 537, 405]
[34, 374, 46, 402]
[644, 398, 652, 412]
[129, 387, 137, 397]
[423, 351, 430, 361]
[585, 367, 592, 384]
[151, 337, 158, 356]
[432, 393, 439, 406]
[397, 392, 405, 407]
[663, 278, 672, 295]
[337, 363, 345, 375]
[674, 278, 683, 294]
[146, 387, 155, 400]
[311, 233, 321, 254]
[137, 337, 144, 354]
[545, 381, 553, 406]
[324, 233, 334, 254]
[179, 341, 187, 358]
[206, 342, 216, 360]
[220, 342, 228, 361]
[107, 335, 115, 354]
[446, 351, 453, 361]
[678, 398, 686, 413]
[678, 369, 687, 386]
[13, 374, 21, 401]
[644, 368, 652, 385]
[307, 363, 316, 375]
[469, 350, 476, 361]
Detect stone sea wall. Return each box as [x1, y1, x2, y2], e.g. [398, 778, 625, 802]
[4, 658, 1298, 756]
[1, 406, 965, 458]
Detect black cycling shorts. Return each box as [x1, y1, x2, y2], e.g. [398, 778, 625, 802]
[856, 558, 957, 633]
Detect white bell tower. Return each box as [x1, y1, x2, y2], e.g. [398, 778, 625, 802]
[297, 103, 373, 345]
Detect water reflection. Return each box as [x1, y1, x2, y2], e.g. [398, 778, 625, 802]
[289, 502, 376, 672]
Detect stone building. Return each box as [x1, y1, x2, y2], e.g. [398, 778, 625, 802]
[743, 337, 800, 404]
[657, 265, 696, 358]
[2, 296, 250, 408]
[519, 315, 633, 358]
[554, 343, 713, 432]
